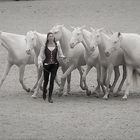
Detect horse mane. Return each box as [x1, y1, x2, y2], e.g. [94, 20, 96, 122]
[82, 29, 92, 42]
[57, 25, 72, 56]
[100, 32, 110, 47]
[60, 25, 72, 41]
[34, 31, 46, 46]
[1, 31, 24, 37]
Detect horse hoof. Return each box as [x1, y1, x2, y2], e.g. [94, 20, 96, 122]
[94, 94, 99, 98]
[63, 93, 68, 96]
[92, 90, 100, 98]
[58, 93, 63, 97]
[31, 94, 37, 99]
[103, 96, 108, 100]
[121, 97, 127, 101]
[114, 93, 119, 97]
[86, 91, 91, 96]
[103, 97, 108, 100]
[26, 88, 30, 92]
[30, 89, 34, 93]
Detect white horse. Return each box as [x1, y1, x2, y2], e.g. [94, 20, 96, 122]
[0, 31, 38, 92]
[25, 31, 61, 98]
[50, 25, 91, 96]
[70, 26, 101, 96]
[105, 32, 140, 100]
[91, 29, 126, 99]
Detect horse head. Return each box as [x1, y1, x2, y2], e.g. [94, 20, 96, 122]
[90, 27, 104, 44]
[104, 32, 122, 57]
[25, 31, 37, 55]
[50, 25, 64, 41]
[91, 27, 114, 55]
[70, 26, 85, 48]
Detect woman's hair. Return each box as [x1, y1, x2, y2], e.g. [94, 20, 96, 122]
[45, 32, 57, 47]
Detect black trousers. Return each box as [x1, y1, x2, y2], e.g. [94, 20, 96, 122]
[43, 63, 59, 99]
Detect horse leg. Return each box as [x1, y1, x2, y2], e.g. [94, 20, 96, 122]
[110, 66, 120, 95]
[82, 65, 92, 96]
[66, 73, 71, 95]
[100, 66, 106, 96]
[0, 62, 13, 88]
[19, 65, 30, 92]
[32, 72, 44, 98]
[116, 65, 127, 95]
[77, 66, 85, 90]
[59, 66, 67, 96]
[59, 64, 75, 96]
[55, 73, 61, 87]
[93, 64, 101, 97]
[30, 66, 42, 92]
[103, 65, 113, 100]
[122, 66, 132, 100]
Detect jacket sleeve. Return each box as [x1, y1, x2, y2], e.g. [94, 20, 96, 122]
[38, 45, 45, 64]
[57, 42, 66, 58]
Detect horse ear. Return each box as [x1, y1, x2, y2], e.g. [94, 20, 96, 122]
[71, 26, 75, 29]
[110, 30, 113, 34]
[118, 32, 121, 37]
[81, 25, 85, 29]
[90, 27, 96, 32]
[98, 27, 104, 32]
[33, 30, 37, 34]
[60, 24, 64, 28]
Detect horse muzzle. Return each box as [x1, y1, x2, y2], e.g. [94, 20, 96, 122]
[70, 42, 75, 48]
[105, 51, 110, 57]
[26, 49, 31, 55]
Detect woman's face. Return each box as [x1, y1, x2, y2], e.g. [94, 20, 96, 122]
[48, 33, 55, 42]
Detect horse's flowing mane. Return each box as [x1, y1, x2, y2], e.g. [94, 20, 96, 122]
[58, 25, 72, 56]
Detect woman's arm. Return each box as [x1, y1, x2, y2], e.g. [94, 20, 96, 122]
[38, 45, 45, 66]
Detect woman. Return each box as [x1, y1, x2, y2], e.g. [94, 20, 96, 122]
[38, 32, 65, 103]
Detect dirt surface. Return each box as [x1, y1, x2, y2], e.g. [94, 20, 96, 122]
[0, 0, 140, 139]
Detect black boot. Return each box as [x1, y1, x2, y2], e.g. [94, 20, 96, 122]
[48, 96, 53, 103]
[43, 89, 47, 100]
[43, 93, 46, 100]
[48, 91, 53, 103]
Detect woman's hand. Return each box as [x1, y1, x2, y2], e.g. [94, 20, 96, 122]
[38, 61, 43, 69]
[60, 56, 69, 64]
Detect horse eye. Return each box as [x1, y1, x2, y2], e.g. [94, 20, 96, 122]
[96, 35, 99, 38]
[54, 31, 58, 34]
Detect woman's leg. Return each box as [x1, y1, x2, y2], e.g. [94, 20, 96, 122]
[43, 65, 50, 100]
[48, 64, 59, 103]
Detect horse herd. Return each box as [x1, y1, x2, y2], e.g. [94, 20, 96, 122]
[0, 25, 140, 101]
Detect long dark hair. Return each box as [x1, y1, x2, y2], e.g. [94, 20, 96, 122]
[45, 32, 57, 48]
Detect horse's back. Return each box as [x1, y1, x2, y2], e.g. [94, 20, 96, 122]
[1, 31, 35, 65]
[122, 33, 140, 67]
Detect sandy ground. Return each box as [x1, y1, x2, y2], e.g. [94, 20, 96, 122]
[0, 0, 140, 139]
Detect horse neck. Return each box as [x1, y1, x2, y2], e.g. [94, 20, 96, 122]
[59, 27, 71, 56]
[0, 32, 21, 52]
[82, 30, 92, 53]
[119, 34, 131, 56]
[97, 33, 108, 59]
[34, 32, 46, 57]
